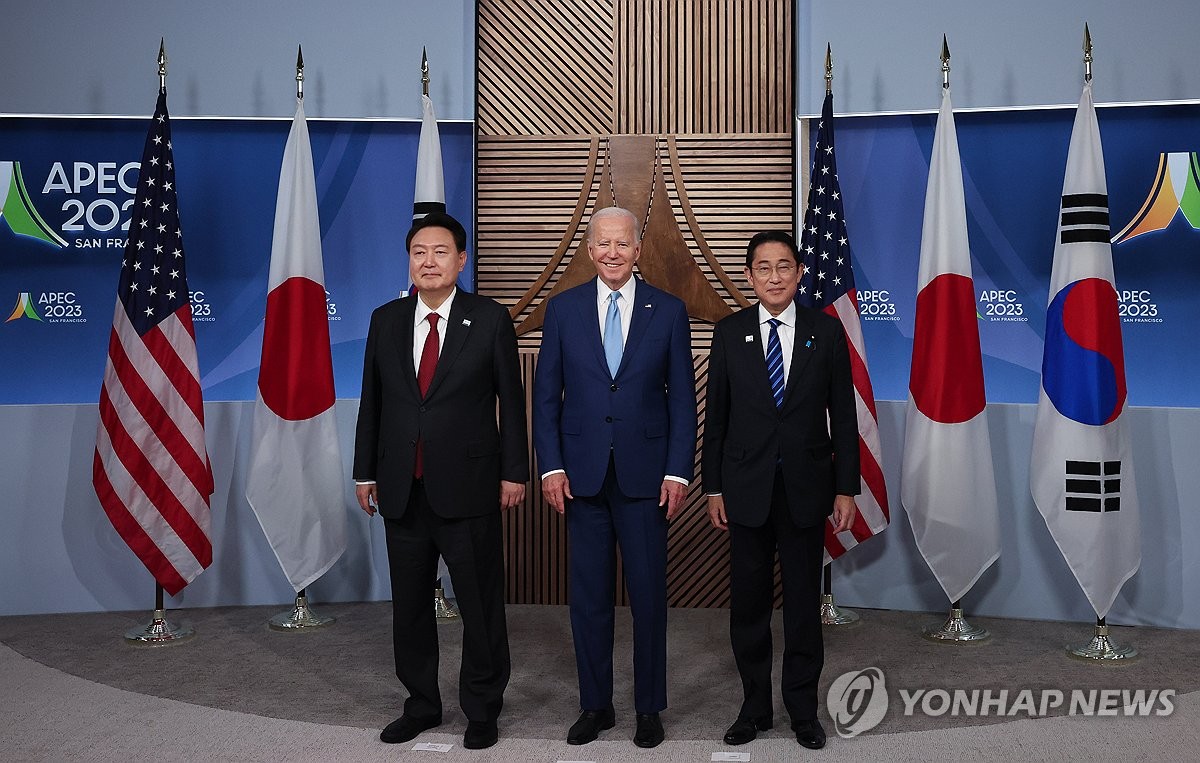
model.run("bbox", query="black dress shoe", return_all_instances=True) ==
[463,719,499,750]
[723,715,773,745]
[633,713,665,748]
[793,718,827,749]
[379,713,441,744]
[567,707,615,745]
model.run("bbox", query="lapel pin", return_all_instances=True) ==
[745,335,754,342]
[644,303,652,308]
[806,336,814,349]
[462,318,471,326]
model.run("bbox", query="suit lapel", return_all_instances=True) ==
[784,307,818,405]
[735,307,775,405]
[397,297,420,399]
[424,292,474,399]
[577,279,610,375]
[618,279,656,377]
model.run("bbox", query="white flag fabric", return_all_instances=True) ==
[1031,82,1140,619]
[413,93,446,220]
[901,88,1001,603]
[411,89,454,590]
[246,99,347,592]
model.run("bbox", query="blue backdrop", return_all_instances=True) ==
[0,116,474,404]
[823,101,1200,407]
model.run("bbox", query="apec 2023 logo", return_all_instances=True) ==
[1,159,141,252]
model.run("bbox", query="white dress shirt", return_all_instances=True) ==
[413,287,457,372]
[758,301,796,387]
[597,275,636,348]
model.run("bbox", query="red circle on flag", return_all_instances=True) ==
[258,277,335,421]
[909,272,987,424]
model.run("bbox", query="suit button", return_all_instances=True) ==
[610,383,618,391]
[605,416,612,423]
[419,406,427,412]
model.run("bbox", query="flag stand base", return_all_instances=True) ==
[923,607,990,643]
[268,593,335,631]
[434,585,460,621]
[125,608,195,646]
[819,593,861,626]
[1067,622,1137,662]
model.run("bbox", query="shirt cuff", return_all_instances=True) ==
[354,480,377,486]
[706,492,722,497]
[540,469,566,481]
[664,475,689,486]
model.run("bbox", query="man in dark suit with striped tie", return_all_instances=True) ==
[702,230,859,750]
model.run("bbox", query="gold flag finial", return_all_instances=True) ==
[1083,23,1093,83]
[296,45,305,100]
[941,34,950,89]
[158,38,167,93]
[421,46,430,97]
[825,43,833,94]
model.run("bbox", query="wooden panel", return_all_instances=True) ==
[477,1,615,136]
[615,0,793,135]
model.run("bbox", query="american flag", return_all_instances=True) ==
[796,91,890,561]
[92,91,213,596]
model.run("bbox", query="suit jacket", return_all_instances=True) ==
[533,278,696,498]
[353,290,528,519]
[701,303,859,528]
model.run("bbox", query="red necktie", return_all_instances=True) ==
[414,313,440,477]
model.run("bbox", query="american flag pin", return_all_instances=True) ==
[462,318,471,326]
[745,335,754,342]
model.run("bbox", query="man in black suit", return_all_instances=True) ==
[353,212,528,751]
[702,230,859,750]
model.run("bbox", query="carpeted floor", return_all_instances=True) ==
[1,602,1197,760]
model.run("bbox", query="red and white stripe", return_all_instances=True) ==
[93,301,212,595]
[822,290,890,561]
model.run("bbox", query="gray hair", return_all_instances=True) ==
[586,206,641,243]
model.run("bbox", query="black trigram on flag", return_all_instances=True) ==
[1065,460,1121,512]
[1059,193,1110,244]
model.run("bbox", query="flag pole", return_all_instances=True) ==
[819,562,860,626]
[1060,26,1136,663]
[260,46,338,633]
[417,47,461,622]
[126,582,197,645]
[913,38,991,645]
[122,43,196,647]
[811,44,861,629]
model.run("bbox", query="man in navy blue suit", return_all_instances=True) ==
[533,206,696,749]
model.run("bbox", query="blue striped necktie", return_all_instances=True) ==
[766,318,785,409]
[604,290,623,376]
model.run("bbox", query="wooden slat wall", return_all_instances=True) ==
[478,0,794,607]
[615,0,794,135]
[477,1,615,136]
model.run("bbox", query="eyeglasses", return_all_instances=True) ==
[750,262,798,278]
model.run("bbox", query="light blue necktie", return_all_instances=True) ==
[766,318,785,409]
[604,290,623,376]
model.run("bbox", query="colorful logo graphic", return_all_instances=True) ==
[0,162,68,248]
[1112,152,1200,244]
[6,292,43,322]
[1042,278,1127,425]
